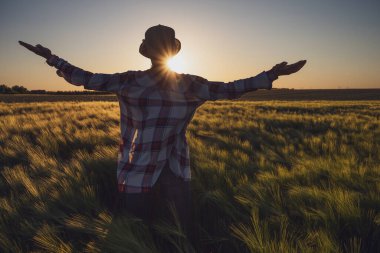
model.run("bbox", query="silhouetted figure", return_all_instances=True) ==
[19,24,306,239]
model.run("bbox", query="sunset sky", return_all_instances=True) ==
[1,0,379,91]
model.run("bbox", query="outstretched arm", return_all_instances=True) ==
[189,60,306,101]
[19,41,129,92]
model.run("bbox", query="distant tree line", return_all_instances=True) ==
[0,84,111,95]
[0,84,29,94]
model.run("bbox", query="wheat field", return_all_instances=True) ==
[1,100,379,253]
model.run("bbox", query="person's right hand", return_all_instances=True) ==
[19,41,52,59]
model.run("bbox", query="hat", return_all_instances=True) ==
[139,25,181,59]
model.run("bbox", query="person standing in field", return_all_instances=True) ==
[19,24,306,234]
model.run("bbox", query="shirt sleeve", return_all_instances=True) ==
[46,55,131,93]
[186,71,273,101]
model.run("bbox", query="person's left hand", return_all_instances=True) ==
[19,41,52,59]
[267,60,307,81]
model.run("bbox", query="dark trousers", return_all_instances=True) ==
[119,165,192,235]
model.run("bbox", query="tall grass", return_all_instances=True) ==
[0,101,379,252]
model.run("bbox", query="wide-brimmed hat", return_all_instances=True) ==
[139,24,181,59]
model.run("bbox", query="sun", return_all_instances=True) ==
[166,53,187,73]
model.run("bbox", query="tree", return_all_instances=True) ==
[11,85,29,94]
[0,84,13,94]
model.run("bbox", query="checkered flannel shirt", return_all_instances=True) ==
[47,55,272,193]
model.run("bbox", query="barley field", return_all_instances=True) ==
[0,100,379,253]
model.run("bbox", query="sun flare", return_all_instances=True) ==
[167,54,188,73]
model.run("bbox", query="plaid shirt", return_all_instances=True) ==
[47,55,272,193]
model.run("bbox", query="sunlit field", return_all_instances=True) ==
[1,100,379,253]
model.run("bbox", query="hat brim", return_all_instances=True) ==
[139,39,181,59]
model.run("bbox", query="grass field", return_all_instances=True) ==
[1,99,380,252]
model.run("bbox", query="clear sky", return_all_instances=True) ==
[1,0,379,90]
